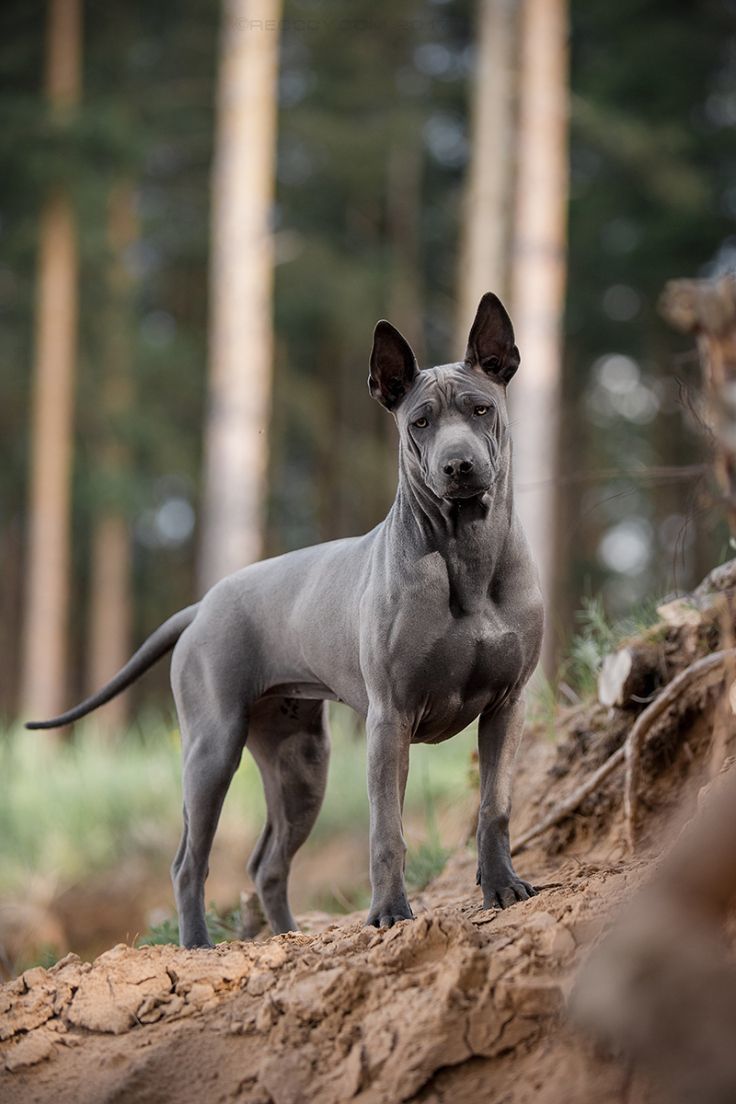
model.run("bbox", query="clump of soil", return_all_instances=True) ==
[2,572,734,1104]
[0,854,642,1104]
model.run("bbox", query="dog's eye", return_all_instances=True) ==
[413,417,429,429]
[473,405,489,417]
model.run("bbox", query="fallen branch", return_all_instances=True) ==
[623,648,736,850]
[512,648,736,857]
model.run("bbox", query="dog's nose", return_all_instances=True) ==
[442,458,474,477]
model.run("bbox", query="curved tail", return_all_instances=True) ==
[25,604,200,730]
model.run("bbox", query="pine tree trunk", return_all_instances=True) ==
[456,0,518,348]
[85,182,136,736]
[387,134,424,361]
[87,516,132,726]
[509,0,569,670]
[21,0,82,722]
[385,132,422,510]
[199,0,282,592]
[0,519,23,716]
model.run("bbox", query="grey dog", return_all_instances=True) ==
[28,292,544,948]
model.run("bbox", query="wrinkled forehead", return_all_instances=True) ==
[403,362,504,411]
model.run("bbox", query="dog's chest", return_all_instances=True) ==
[363,542,539,737]
[406,617,524,741]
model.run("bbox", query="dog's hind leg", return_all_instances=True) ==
[170,639,252,948]
[244,698,330,936]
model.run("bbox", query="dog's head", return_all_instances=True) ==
[368,293,519,501]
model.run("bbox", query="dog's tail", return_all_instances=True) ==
[25,604,200,730]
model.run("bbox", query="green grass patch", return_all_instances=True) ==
[405,758,451,890]
[0,708,475,901]
[566,595,662,695]
[137,904,241,947]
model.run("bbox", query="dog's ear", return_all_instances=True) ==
[368,320,419,410]
[464,293,520,385]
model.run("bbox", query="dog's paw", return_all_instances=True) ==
[366,900,414,929]
[479,867,537,910]
[180,924,215,949]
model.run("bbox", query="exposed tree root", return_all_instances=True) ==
[511,746,624,856]
[623,648,736,850]
[513,648,736,857]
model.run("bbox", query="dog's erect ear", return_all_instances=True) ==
[368,320,419,410]
[464,292,520,385]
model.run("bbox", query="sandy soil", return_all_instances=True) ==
[0,851,652,1104]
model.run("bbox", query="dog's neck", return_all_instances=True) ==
[386,442,514,614]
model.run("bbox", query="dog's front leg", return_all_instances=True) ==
[476,698,537,908]
[365,711,414,928]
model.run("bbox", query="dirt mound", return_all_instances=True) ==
[3,569,734,1103]
[0,851,643,1104]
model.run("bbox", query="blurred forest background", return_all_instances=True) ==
[1,0,736,962]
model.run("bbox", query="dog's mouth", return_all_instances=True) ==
[425,466,496,501]
[441,481,492,501]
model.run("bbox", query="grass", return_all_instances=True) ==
[136,904,241,947]
[558,595,662,701]
[405,757,451,891]
[0,707,475,902]
[0,716,183,895]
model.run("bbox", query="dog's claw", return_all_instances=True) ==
[494,878,536,905]
[483,877,536,910]
[367,903,414,929]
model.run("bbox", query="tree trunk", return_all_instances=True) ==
[509,0,569,670]
[385,130,422,509]
[387,133,424,362]
[87,516,132,726]
[199,0,282,592]
[85,182,137,736]
[21,0,82,721]
[0,519,23,717]
[456,0,518,349]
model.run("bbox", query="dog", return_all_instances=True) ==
[28,292,544,948]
